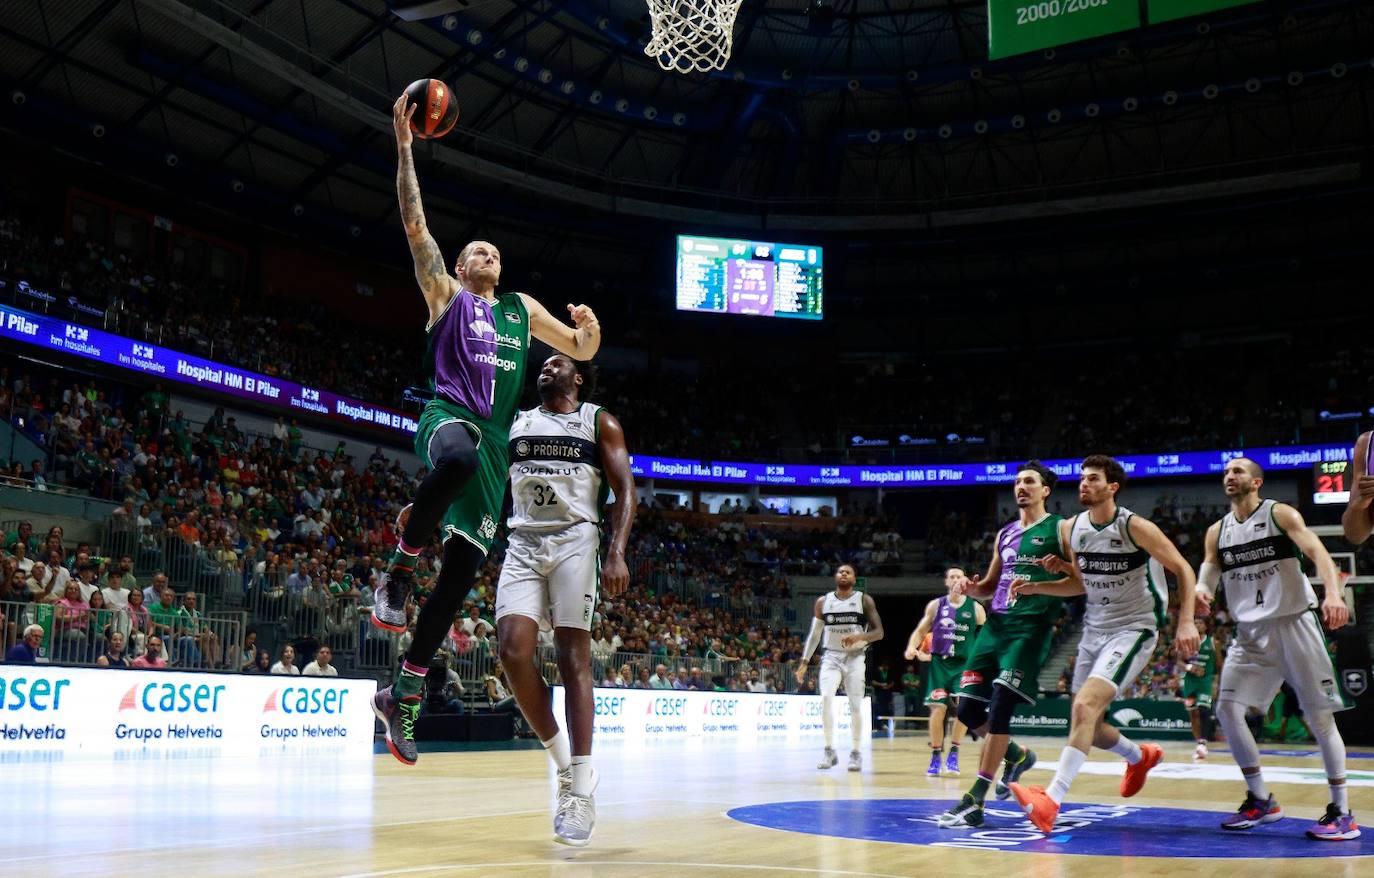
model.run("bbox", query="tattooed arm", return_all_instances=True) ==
[393,94,457,324]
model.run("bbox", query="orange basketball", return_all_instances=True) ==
[404,78,459,140]
[920,632,933,653]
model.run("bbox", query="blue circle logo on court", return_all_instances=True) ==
[726,800,1370,858]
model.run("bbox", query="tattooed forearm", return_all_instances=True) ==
[397,146,448,292]
[397,147,426,236]
[411,235,448,290]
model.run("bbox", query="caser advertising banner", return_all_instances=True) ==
[0,665,376,759]
[552,686,872,742]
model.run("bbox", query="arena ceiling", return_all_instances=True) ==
[2,1,1373,313]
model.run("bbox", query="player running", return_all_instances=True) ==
[906,566,985,777]
[938,461,1065,829]
[1007,454,1200,834]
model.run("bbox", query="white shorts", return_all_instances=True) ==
[1217,610,1352,715]
[1073,626,1158,697]
[494,522,599,631]
[819,651,866,698]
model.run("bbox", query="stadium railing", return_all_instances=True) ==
[1,600,245,672]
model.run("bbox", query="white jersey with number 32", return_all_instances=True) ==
[507,403,605,532]
[1217,499,1317,623]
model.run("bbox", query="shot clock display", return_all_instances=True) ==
[1314,460,1351,505]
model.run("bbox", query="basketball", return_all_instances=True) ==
[920,633,932,654]
[403,78,459,139]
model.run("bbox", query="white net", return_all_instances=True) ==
[643,0,745,74]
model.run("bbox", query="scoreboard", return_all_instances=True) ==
[675,235,823,320]
[1314,460,1351,505]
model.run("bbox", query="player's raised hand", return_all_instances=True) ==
[393,94,415,148]
[1173,619,1200,661]
[567,303,599,330]
[1322,578,1350,630]
[602,551,630,597]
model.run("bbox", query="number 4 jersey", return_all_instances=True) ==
[1217,498,1318,622]
[507,403,608,532]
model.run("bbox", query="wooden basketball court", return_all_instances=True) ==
[6,734,1369,876]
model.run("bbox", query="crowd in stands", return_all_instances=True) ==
[0,212,425,403]
[3,209,1371,727]
[0,367,899,691]
[6,210,1372,466]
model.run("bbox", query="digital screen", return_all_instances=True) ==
[0,296,418,436]
[0,292,1355,491]
[1148,0,1259,24]
[1314,460,1351,506]
[987,0,1140,60]
[675,235,823,320]
[630,445,1351,488]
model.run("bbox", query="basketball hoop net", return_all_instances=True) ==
[643,0,744,74]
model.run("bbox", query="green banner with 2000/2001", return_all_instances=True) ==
[988,0,1139,60]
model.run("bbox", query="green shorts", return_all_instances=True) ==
[955,612,1055,706]
[925,654,965,706]
[415,397,510,554]
[1182,677,1215,710]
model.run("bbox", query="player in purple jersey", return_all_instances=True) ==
[1342,431,1373,544]
[370,94,608,767]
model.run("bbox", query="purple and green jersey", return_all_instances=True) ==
[931,594,978,661]
[990,513,1066,625]
[424,289,529,426]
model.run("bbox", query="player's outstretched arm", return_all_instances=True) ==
[392,95,456,322]
[1273,502,1350,630]
[1128,515,1199,657]
[904,598,939,661]
[520,295,601,360]
[597,410,635,597]
[1342,432,1373,545]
